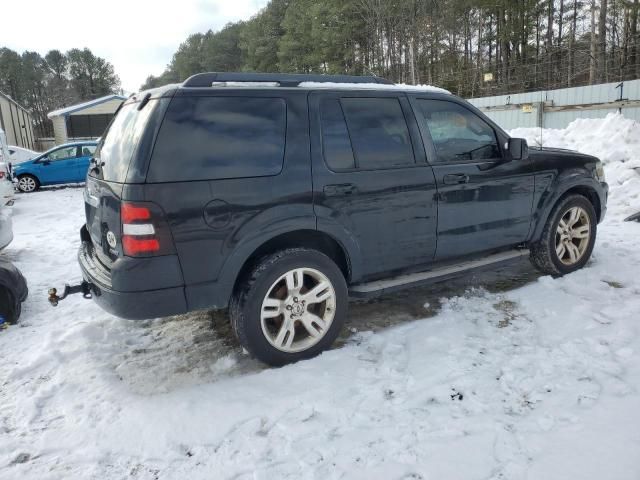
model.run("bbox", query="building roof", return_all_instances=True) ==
[0,91,32,114]
[47,94,127,118]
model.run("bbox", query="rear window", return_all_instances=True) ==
[147,96,286,182]
[93,100,161,182]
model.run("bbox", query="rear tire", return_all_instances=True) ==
[530,194,597,276]
[230,248,348,366]
[0,287,19,324]
[17,174,39,193]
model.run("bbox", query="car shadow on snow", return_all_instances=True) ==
[112,258,541,395]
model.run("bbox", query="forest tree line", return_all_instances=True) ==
[143,0,640,98]
[0,48,121,137]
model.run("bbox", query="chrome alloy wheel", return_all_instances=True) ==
[555,206,591,265]
[18,176,36,193]
[260,267,336,353]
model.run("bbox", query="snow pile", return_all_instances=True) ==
[211,81,280,87]
[510,113,640,167]
[298,81,451,94]
[510,113,640,219]
[1,117,640,478]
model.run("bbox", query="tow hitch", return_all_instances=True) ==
[48,281,93,306]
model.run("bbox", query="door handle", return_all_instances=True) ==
[324,183,357,196]
[443,173,470,185]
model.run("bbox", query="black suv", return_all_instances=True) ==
[77,72,608,365]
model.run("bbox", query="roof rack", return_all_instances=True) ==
[182,72,394,88]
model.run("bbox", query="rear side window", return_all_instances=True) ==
[319,97,415,171]
[341,98,414,169]
[147,97,286,182]
[80,145,96,157]
[320,99,355,170]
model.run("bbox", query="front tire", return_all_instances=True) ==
[530,194,597,276]
[230,248,348,366]
[17,175,39,193]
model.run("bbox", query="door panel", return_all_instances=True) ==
[310,92,438,280]
[39,146,79,184]
[76,145,96,181]
[410,97,534,260]
[431,161,535,259]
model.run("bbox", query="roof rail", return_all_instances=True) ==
[182,72,394,88]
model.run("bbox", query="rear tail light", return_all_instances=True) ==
[122,236,160,255]
[121,202,170,257]
[121,203,151,223]
[0,171,5,180]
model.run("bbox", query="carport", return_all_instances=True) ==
[48,94,127,145]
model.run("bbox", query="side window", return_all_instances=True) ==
[48,146,78,161]
[148,96,286,182]
[81,145,97,157]
[320,98,355,170]
[415,99,501,163]
[341,98,415,169]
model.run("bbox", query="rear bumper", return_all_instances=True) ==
[78,226,187,320]
[84,280,187,320]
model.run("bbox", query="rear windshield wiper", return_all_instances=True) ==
[137,93,151,111]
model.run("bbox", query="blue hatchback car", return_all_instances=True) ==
[14,141,98,193]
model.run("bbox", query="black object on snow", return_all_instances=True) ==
[624,211,640,222]
[0,257,28,324]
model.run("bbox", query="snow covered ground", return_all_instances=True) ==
[1,114,640,479]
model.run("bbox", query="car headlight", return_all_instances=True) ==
[595,161,606,182]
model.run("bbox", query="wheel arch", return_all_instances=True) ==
[17,172,40,187]
[530,180,602,242]
[232,229,352,295]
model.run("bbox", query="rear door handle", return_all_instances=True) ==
[324,183,357,196]
[443,173,470,185]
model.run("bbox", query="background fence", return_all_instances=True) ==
[467,79,640,130]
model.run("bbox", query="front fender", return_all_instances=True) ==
[529,170,606,242]
[13,166,38,179]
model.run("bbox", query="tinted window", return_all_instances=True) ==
[320,98,355,170]
[95,100,160,182]
[48,146,77,161]
[148,97,286,182]
[68,114,114,138]
[341,98,414,169]
[416,99,501,162]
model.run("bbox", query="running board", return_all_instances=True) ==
[349,249,530,298]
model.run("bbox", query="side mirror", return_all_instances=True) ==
[42,158,51,166]
[508,138,529,160]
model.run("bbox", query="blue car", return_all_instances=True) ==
[14,141,98,193]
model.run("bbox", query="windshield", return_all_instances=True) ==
[92,100,159,182]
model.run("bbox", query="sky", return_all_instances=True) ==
[2,0,269,92]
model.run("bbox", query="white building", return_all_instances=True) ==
[48,94,127,145]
